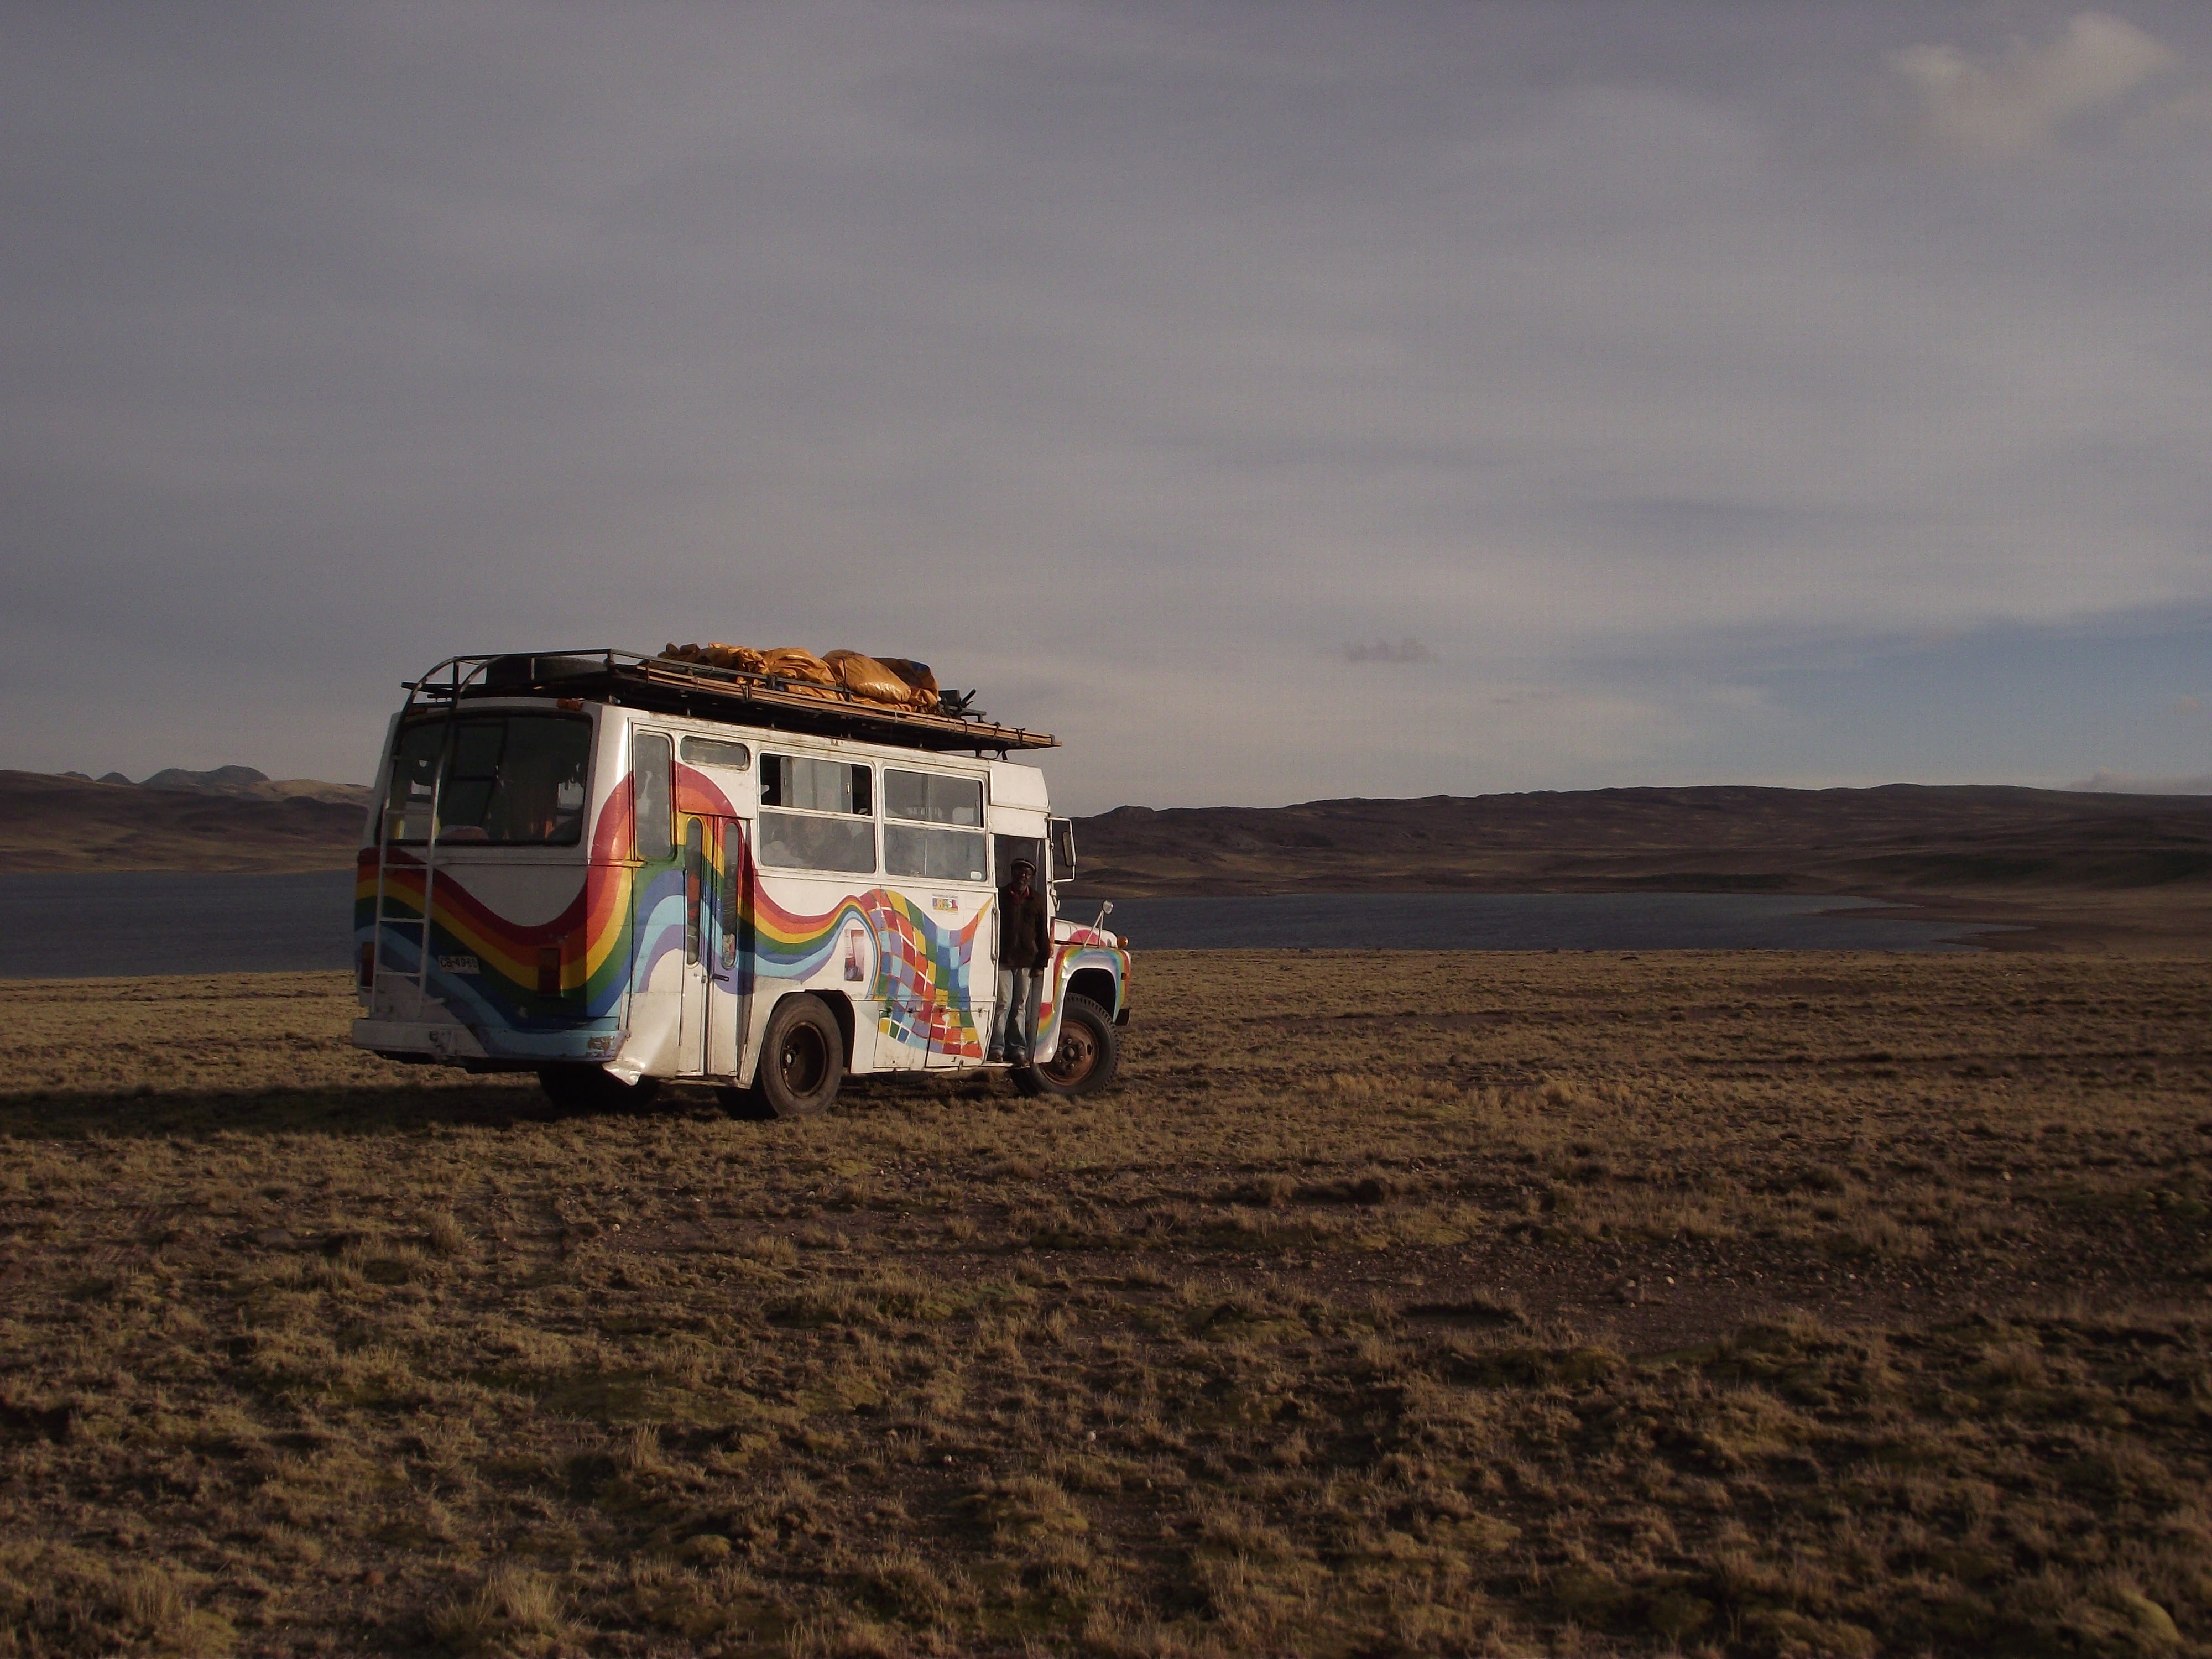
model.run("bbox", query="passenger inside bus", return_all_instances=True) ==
[488,769,561,843]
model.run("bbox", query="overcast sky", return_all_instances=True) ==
[3,2,2207,811]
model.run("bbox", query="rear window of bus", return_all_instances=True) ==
[383,713,591,846]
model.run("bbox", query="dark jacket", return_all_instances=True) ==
[998,884,1051,972]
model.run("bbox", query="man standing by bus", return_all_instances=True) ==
[991,857,1051,1065]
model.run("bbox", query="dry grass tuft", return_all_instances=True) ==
[431,1564,572,1655]
[422,1210,469,1257]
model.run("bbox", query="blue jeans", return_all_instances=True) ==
[993,968,1043,1060]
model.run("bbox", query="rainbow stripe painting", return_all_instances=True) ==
[359,759,1004,1062]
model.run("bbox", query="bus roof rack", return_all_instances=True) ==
[399,650,1059,754]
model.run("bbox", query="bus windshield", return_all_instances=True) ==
[383,712,591,847]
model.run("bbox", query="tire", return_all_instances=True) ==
[537,1065,662,1114]
[744,994,844,1118]
[1012,994,1118,1099]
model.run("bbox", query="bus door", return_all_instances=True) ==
[676,816,749,1078]
[674,817,709,1076]
[706,818,750,1078]
[672,814,752,1079]
[990,832,1045,1061]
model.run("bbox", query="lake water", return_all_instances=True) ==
[0,870,359,980]
[1096,892,1990,952]
[0,871,1992,980]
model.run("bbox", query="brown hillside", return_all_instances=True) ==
[1071,784,2212,896]
[0,771,367,873]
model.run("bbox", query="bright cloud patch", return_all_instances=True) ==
[2069,770,2212,795]
[1891,11,2178,159]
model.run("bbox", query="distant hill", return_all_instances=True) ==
[53,764,372,807]
[140,764,284,795]
[1068,784,2212,898]
[1,770,370,872]
[10,770,2212,917]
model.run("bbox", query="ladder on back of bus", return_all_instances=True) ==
[373,656,496,1002]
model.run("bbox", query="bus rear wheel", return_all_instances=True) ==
[1013,995,1118,1098]
[537,1065,661,1114]
[738,994,844,1119]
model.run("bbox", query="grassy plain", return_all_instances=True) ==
[1,952,2209,1657]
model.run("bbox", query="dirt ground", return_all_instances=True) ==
[2,952,2209,1657]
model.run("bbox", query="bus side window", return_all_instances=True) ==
[884,769,988,881]
[633,732,674,860]
[761,754,869,815]
[680,735,752,771]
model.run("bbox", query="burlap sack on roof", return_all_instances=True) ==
[873,657,940,711]
[662,643,769,674]
[664,643,937,707]
[824,650,917,707]
[759,647,838,686]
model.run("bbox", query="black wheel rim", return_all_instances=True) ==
[781,1025,828,1095]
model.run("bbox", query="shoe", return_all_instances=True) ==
[986,1049,1004,1063]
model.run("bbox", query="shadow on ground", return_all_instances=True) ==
[0,1072,994,1139]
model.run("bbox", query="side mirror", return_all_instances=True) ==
[1049,816,1077,883]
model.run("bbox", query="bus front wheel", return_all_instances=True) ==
[1013,995,1118,1098]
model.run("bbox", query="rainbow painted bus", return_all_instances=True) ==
[351,650,1128,1115]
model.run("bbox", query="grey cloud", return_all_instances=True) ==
[1339,638,1436,665]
